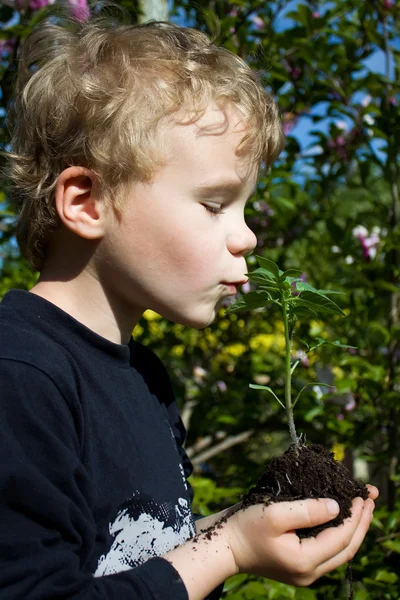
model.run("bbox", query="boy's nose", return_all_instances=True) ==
[228,223,257,257]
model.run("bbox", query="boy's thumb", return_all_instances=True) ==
[267,498,340,533]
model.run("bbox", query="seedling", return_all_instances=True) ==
[227,256,356,450]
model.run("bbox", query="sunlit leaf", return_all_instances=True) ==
[255,256,281,279]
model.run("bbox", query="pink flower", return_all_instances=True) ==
[328,135,348,160]
[27,0,54,9]
[291,66,301,80]
[67,0,89,21]
[282,111,299,135]
[312,11,320,18]
[352,225,381,261]
[250,15,264,30]
[345,397,356,412]
[292,348,310,368]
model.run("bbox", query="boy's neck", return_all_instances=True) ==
[31,269,140,345]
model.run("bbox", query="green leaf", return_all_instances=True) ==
[297,3,313,30]
[249,384,285,408]
[255,256,281,279]
[222,574,249,593]
[329,340,357,349]
[375,569,398,583]
[265,579,296,599]
[281,268,303,279]
[295,281,344,296]
[296,588,318,600]
[291,306,318,318]
[308,338,327,352]
[381,540,400,554]
[304,406,325,422]
[226,292,270,313]
[247,268,277,285]
[290,359,300,375]
[296,291,345,316]
[376,280,400,294]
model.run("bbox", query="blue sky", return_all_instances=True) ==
[271,0,395,152]
[171,0,396,157]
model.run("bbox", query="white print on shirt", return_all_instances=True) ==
[179,462,188,490]
[94,489,195,576]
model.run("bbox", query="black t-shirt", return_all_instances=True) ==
[0,290,196,599]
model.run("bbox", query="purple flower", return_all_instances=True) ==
[67,0,89,21]
[284,61,302,81]
[312,11,320,18]
[216,380,227,393]
[241,281,251,294]
[347,347,358,355]
[0,38,16,57]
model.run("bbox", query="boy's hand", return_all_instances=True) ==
[223,484,378,586]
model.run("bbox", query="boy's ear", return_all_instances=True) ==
[55,166,107,240]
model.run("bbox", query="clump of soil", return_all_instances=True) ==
[242,442,369,538]
[193,442,369,598]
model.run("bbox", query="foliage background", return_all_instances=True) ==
[0,0,399,598]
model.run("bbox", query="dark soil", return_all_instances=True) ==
[241,442,369,538]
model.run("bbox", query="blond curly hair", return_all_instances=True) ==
[7,15,284,270]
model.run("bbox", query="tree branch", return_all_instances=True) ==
[189,430,254,467]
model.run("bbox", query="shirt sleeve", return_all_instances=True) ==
[129,344,224,600]
[0,359,188,600]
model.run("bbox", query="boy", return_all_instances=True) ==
[0,13,377,600]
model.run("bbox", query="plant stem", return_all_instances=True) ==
[282,293,299,448]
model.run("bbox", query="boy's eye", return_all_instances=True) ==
[203,203,225,215]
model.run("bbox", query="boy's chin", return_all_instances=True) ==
[169,308,218,330]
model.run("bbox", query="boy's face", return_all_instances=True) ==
[97,102,258,329]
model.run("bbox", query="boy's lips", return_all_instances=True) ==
[221,280,248,295]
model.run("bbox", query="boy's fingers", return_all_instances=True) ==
[267,498,341,534]
[366,484,379,501]
[288,497,365,572]
[313,498,375,577]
